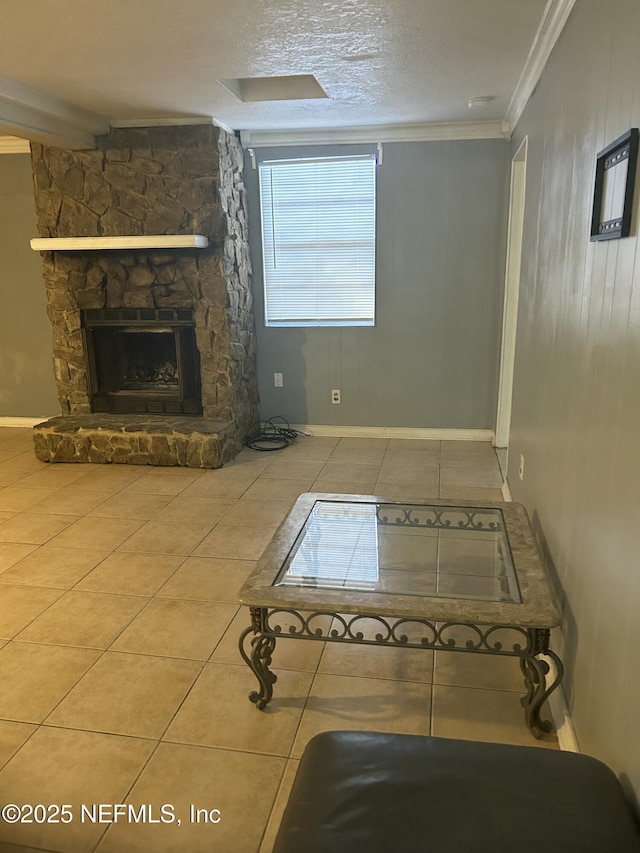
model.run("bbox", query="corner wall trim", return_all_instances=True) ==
[292,425,495,442]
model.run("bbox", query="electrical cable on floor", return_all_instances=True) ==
[245,417,309,451]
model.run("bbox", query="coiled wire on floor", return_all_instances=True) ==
[245,417,308,451]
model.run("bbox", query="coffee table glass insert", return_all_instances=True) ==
[239,494,563,739]
[275,500,521,603]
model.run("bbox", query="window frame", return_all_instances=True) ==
[257,153,378,328]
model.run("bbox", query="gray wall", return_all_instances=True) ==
[0,153,58,417]
[246,140,509,428]
[509,0,640,805]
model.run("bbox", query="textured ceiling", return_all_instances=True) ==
[0,0,549,132]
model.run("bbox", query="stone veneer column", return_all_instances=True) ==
[30,125,258,449]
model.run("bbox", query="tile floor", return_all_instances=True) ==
[0,428,557,852]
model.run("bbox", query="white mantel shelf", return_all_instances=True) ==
[30,235,209,251]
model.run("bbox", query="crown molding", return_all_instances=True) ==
[241,119,508,148]
[0,75,109,149]
[0,135,30,154]
[505,0,577,133]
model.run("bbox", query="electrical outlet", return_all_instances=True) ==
[274,373,283,387]
[518,454,525,481]
[331,389,341,404]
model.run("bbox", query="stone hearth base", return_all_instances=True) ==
[33,415,241,469]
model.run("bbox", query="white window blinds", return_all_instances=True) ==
[258,155,376,327]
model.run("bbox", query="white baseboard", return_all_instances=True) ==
[0,417,50,428]
[293,425,496,442]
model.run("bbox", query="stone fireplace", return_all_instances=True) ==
[29,124,258,467]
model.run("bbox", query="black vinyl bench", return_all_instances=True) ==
[273,731,640,853]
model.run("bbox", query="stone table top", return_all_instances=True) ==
[239,493,562,628]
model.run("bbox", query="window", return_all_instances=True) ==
[258,154,376,327]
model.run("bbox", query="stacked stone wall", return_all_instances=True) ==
[30,125,258,445]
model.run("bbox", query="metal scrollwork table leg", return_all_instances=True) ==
[238,606,277,710]
[519,628,565,738]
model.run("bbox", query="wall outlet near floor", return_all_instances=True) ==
[274,373,283,387]
[518,453,525,480]
[331,389,341,404]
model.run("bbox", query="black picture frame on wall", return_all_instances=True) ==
[590,128,639,241]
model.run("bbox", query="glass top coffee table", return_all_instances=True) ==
[238,494,563,738]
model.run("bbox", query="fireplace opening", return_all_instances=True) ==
[82,308,202,415]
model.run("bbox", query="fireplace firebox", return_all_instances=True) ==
[82,308,202,415]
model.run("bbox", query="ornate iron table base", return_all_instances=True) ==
[239,606,564,739]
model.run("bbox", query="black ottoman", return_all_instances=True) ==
[273,731,640,853]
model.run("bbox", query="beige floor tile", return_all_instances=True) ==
[438,484,505,501]
[165,662,312,756]
[0,545,110,588]
[111,599,237,660]
[388,439,441,452]
[374,483,440,501]
[230,447,281,467]
[193,523,275,560]
[311,479,377,495]
[440,467,503,489]
[75,551,184,596]
[0,642,100,722]
[0,726,155,852]
[221,457,277,480]
[88,491,172,519]
[431,684,558,748]
[0,542,38,572]
[214,609,328,672]
[13,465,93,489]
[433,649,525,692]
[259,758,300,853]
[441,440,495,453]
[377,464,440,486]
[261,459,326,480]
[123,469,204,496]
[327,446,388,465]
[17,590,149,648]
[440,450,500,469]
[291,673,431,758]
[0,720,36,769]
[277,437,339,460]
[157,556,255,602]
[66,466,149,492]
[48,516,145,550]
[383,450,441,468]
[319,642,434,683]
[27,490,112,517]
[153,494,234,524]
[0,427,32,441]
[242,477,314,502]
[96,742,285,853]
[116,519,212,555]
[218,498,292,528]
[180,475,253,500]
[0,585,64,639]
[0,453,46,476]
[0,486,58,512]
[334,438,389,450]
[0,512,76,545]
[46,651,203,738]
[318,462,381,482]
